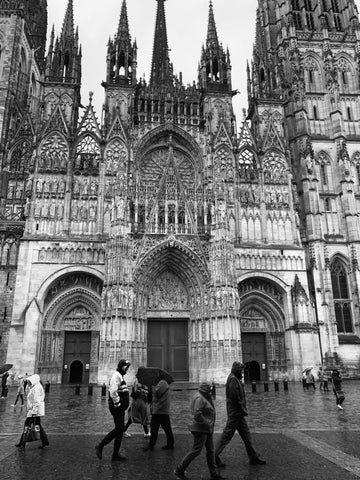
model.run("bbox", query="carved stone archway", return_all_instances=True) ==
[38,272,103,383]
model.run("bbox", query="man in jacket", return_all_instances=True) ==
[143,374,174,451]
[215,362,265,468]
[95,359,130,461]
[174,382,225,480]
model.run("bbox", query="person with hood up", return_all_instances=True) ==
[143,373,174,451]
[11,375,25,406]
[95,359,130,461]
[215,362,265,468]
[331,369,345,409]
[174,382,225,480]
[15,374,49,449]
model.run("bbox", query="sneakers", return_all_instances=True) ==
[337,404,343,410]
[144,432,151,438]
[123,431,131,437]
[95,443,103,460]
[249,457,266,465]
[173,467,188,479]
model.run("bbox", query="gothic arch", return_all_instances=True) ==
[238,275,287,332]
[134,123,202,168]
[315,150,331,165]
[35,265,104,311]
[43,288,101,331]
[134,238,210,308]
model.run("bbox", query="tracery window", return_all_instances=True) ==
[263,152,288,185]
[39,134,68,172]
[331,259,353,333]
[105,139,127,176]
[320,164,327,185]
[8,140,32,174]
[238,149,257,181]
[75,135,100,171]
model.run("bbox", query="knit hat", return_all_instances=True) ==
[198,382,212,395]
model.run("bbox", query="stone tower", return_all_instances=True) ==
[249,0,360,374]
[0,0,47,362]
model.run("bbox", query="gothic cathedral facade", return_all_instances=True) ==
[1,0,360,383]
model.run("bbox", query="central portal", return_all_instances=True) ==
[147,319,189,381]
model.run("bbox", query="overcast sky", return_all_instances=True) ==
[47,0,360,126]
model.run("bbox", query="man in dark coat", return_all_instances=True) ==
[174,382,225,480]
[215,362,266,468]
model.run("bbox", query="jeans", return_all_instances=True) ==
[177,432,216,475]
[149,414,174,448]
[100,403,126,456]
[215,414,258,460]
[14,393,24,405]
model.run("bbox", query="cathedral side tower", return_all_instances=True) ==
[249,0,360,373]
[0,0,47,364]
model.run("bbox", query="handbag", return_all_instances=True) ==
[23,419,40,443]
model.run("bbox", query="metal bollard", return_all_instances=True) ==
[251,381,256,393]
[88,383,93,396]
[75,384,81,395]
[283,380,288,391]
[211,382,216,399]
[274,381,279,392]
[264,381,269,392]
[45,381,50,393]
[101,383,106,396]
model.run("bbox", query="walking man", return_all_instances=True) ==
[174,382,225,480]
[215,362,266,468]
[95,359,130,461]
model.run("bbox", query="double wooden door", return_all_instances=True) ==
[147,320,189,381]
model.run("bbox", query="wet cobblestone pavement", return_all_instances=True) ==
[1,381,360,479]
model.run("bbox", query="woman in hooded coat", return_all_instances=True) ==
[15,374,49,449]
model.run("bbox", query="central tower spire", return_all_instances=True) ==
[150,0,173,86]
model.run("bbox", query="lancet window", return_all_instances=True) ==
[330,259,353,333]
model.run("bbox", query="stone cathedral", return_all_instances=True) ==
[1,0,360,384]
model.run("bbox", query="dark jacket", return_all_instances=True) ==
[226,369,248,417]
[189,384,215,434]
[151,379,171,415]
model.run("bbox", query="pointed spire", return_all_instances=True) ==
[117,0,130,40]
[207,0,219,48]
[61,0,75,39]
[150,0,172,86]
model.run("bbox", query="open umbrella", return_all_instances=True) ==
[136,366,174,387]
[302,367,313,373]
[0,363,13,375]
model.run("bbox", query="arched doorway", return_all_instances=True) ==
[69,360,83,383]
[244,360,261,382]
[238,277,287,381]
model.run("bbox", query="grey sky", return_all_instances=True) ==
[47,0,360,127]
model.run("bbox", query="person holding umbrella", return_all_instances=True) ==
[142,370,174,451]
[95,359,130,461]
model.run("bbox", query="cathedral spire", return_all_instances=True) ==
[45,0,81,84]
[105,0,136,86]
[150,0,173,86]
[61,0,75,39]
[117,0,130,40]
[198,0,231,92]
[206,0,219,48]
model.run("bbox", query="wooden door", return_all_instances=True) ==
[241,332,267,381]
[62,331,91,384]
[147,320,189,381]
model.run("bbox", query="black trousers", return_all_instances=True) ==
[100,403,125,455]
[19,417,49,446]
[149,414,174,448]
[215,414,257,461]
[14,393,24,405]
[178,432,216,475]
